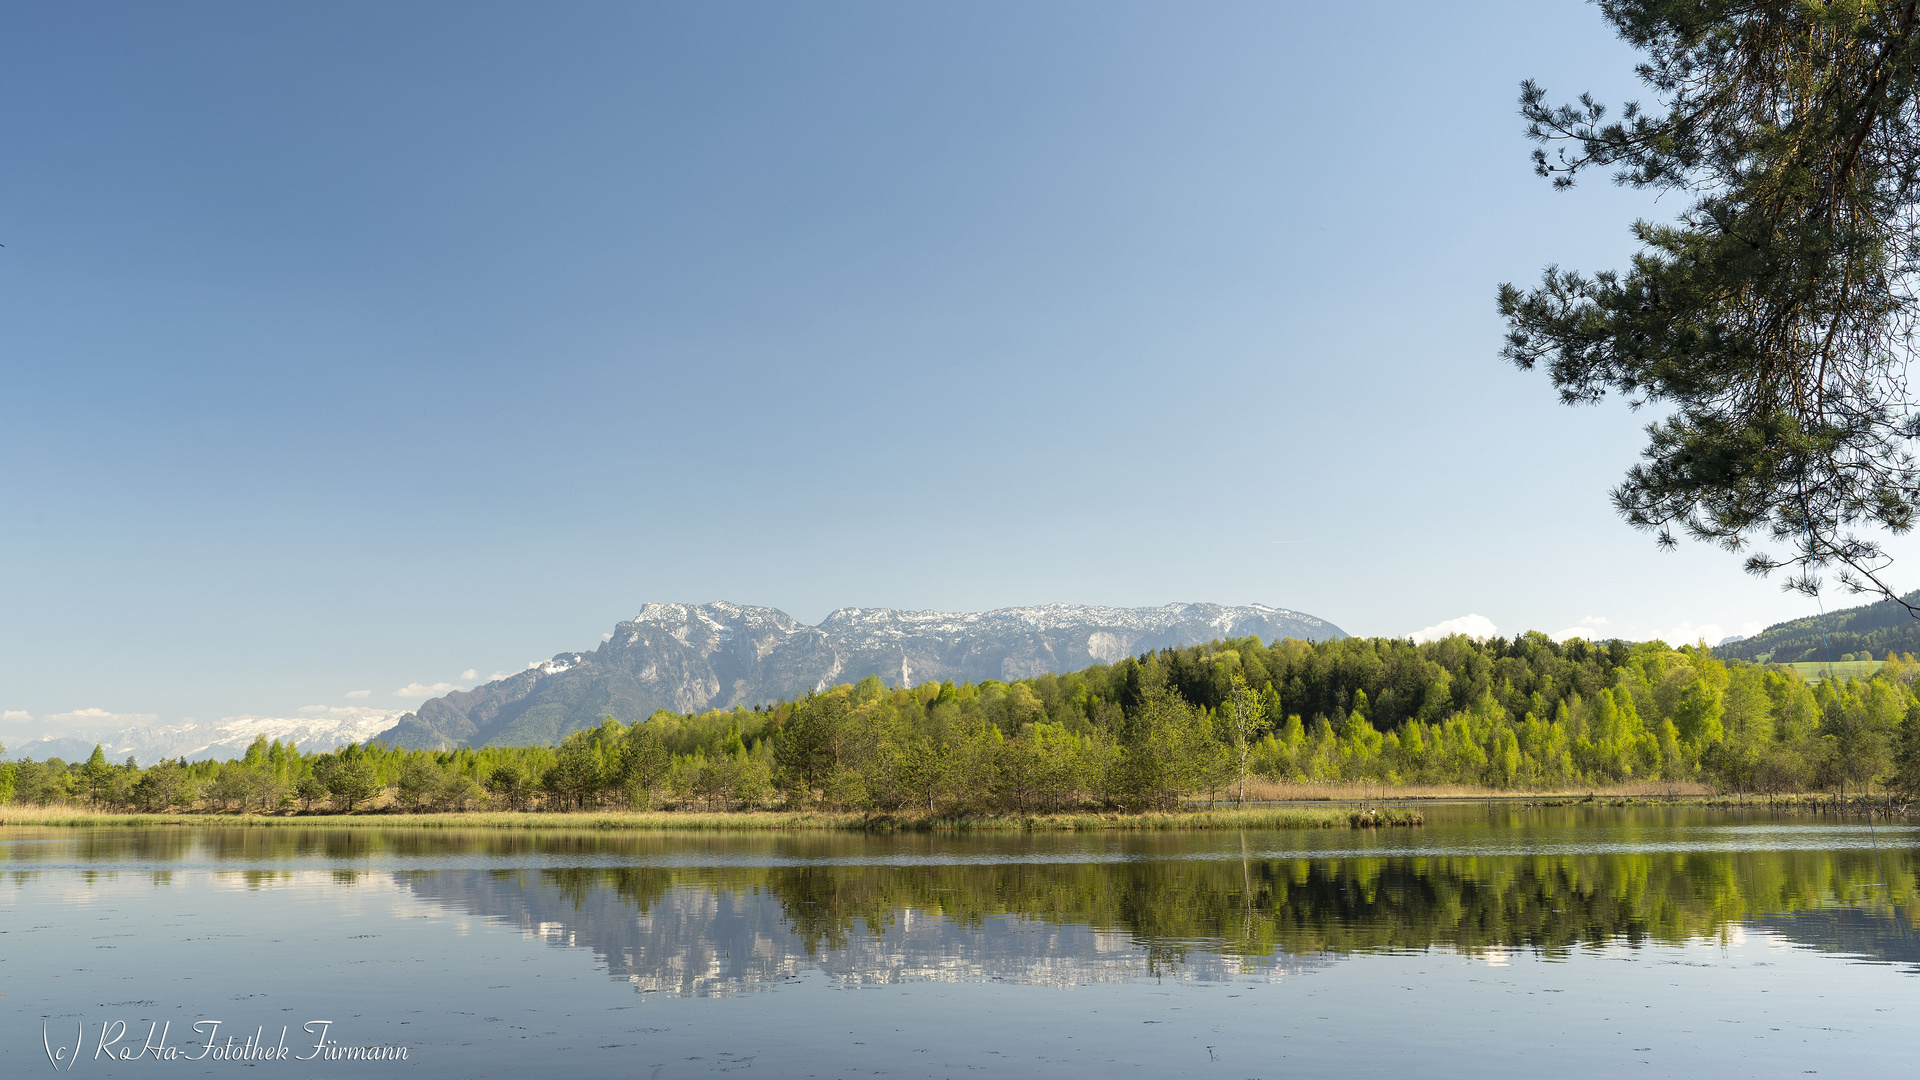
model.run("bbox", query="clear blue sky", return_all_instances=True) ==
[3,1,1894,735]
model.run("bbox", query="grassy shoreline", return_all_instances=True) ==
[0,805,1422,831]
[1229,779,1719,801]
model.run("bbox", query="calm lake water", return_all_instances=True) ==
[3,805,1916,1078]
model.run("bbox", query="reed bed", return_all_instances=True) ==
[854,807,1420,831]
[0,804,1421,831]
[1232,778,1716,802]
[1697,792,1917,816]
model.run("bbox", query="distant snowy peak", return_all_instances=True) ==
[375,600,1344,751]
[4,710,404,767]
[812,602,1335,649]
[631,601,803,634]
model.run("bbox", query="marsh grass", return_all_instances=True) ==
[1697,792,1916,815]
[852,808,1420,831]
[1229,778,1716,802]
[0,804,1420,831]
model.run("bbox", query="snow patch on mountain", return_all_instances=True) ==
[4,708,406,766]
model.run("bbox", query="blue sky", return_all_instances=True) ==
[3,1,1896,739]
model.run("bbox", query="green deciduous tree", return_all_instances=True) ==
[1891,699,1920,792]
[1224,672,1266,805]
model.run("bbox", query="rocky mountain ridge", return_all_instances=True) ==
[374,600,1344,749]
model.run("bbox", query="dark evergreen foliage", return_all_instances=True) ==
[1503,1,1920,604]
[1716,588,1920,662]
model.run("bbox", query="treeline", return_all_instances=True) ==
[6,632,1920,814]
[1716,590,1920,664]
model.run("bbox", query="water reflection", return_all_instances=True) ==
[403,870,1291,993]
[5,805,1916,866]
[5,808,1915,994]
[384,844,1919,996]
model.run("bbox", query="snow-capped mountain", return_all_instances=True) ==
[2,709,405,766]
[373,601,1344,750]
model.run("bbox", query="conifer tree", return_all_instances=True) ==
[1503,2,1920,604]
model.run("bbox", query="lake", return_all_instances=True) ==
[4,804,1915,1078]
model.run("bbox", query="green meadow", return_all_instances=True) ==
[1774,660,1884,683]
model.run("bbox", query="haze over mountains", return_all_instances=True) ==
[376,601,1345,750]
[2,709,404,767]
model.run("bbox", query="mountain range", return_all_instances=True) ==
[374,601,1345,750]
[2,709,406,767]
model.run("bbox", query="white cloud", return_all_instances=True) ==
[1609,619,1769,646]
[345,689,371,699]
[1409,614,1497,644]
[297,704,407,721]
[461,669,479,681]
[43,707,161,727]
[393,682,466,700]
[1648,621,1724,647]
[1550,616,1611,642]
[2,707,163,744]
[602,633,613,640]
[486,671,513,682]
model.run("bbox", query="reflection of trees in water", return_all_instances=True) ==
[767,848,1915,957]
[12,820,1916,981]
[394,847,1919,994]
[1248,852,1885,956]
[12,827,984,867]
[761,849,1916,958]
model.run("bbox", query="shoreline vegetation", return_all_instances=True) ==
[7,790,1913,830]
[0,804,1423,831]
[5,633,1919,824]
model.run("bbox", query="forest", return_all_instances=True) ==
[5,632,1920,815]
[1716,591,1920,665]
